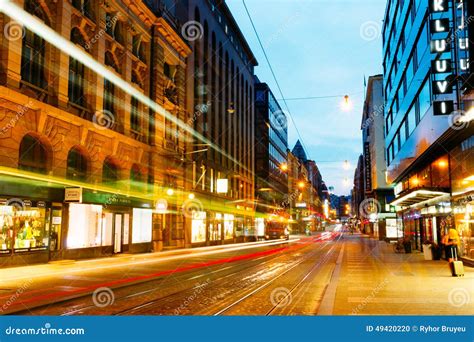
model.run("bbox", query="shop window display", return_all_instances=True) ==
[0,202,49,253]
[132,208,152,243]
[67,203,105,249]
[210,214,222,241]
[224,214,234,240]
[191,211,206,243]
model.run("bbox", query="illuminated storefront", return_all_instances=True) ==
[191,211,207,243]
[223,214,234,240]
[0,175,65,266]
[209,213,222,243]
[64,190,153,258]
[451,136,474,261]
[0,200,50,253]
[391,155,451,250]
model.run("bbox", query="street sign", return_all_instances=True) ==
[65,187,82,203]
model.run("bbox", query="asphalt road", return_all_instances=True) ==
[1,231,339,316]
[2,228,472,316]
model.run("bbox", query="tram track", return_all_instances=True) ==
[12,238,312,315]
[116,235,339,315]
[212,234,342,316]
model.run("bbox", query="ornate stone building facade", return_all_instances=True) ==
[0,0,191,265]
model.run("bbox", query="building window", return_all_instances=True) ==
[132,70,143,89]
[418,78,431,121]
[408,103,417,136]
[103,158,119,184]
[18,134,48,174]
[103,78,115,115]
[132,35,146,63]
[72,0,95,20]
[21,29,46,89]
[68,58,85,107]
[67,148,88,181]
[130,97,141,132]
[105,13,123,44]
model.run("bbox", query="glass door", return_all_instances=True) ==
[114,214,123,253]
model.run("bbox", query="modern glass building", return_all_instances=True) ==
[382,0,474,259]
[254,81,288,209]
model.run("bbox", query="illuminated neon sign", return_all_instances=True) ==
[430,0,470,115]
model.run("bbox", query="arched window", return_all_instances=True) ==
[67,148,88,181]
[18,134,48,173]
[102,158,119,184]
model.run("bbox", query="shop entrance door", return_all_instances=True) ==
[114,214,123,254]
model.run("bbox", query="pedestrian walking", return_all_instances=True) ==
[446,227,460,263]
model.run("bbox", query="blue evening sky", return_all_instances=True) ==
[227,0,387,195]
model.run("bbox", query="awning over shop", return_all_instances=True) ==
[390,189,450,208]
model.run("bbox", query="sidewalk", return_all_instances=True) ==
[329,234,474,315]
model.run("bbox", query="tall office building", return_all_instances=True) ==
[178,0,258,245]
[382,0,473,260]
[254,80,288,216]
[361,75,396,239]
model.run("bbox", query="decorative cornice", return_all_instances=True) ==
[155,18,191,58]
